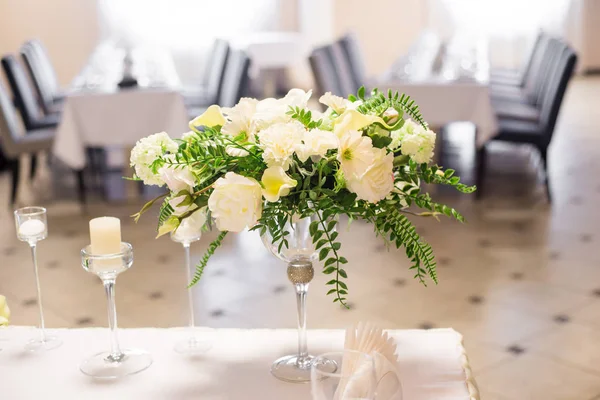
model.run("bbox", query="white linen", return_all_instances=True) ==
[52,90,189,169]
[374,78,497,148]
[0,327,477,400]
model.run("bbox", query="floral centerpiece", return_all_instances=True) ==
[0,295,9,327]
[131,87,474,304]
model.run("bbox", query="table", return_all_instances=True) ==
[0,327,479,399]
[373,78,497,148]
[52,89,189,170]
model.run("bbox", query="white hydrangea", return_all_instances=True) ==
[130,132,178,186]
[257,120,305,170]
[389,119,436,164]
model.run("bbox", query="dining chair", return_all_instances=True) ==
[328,42,359,97]
[492,38,564,122]
[0,82,54,205]
[309,45,344,99]
[490,32,545,86]
[20,40,64,115]
[183,39,230,107]
[1,55,60,130]
[477,44,577,202]
[338,32,367,93]
[187,49,251,118]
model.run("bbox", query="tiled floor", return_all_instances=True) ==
[1,77,600,399]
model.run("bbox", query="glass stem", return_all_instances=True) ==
[103,279,123,361]
[183,243,195,329]
[30,244,46,341]
[295,282,309,363]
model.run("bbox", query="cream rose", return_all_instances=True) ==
[159,163,196,193]
[258,121,305,170]
[0,295,10,326]
[261,166,297,202]
[295,129,339,163]
[208,172,263,232]
[346,148,394,203]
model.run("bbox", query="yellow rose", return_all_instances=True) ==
[0,295,11,326]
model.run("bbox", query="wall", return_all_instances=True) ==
[0,0,100,86]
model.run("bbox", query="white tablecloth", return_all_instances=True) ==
[0,327,478,400]
[52,89,189,169]
[374,78,497,148]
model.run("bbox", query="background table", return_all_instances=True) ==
[0,327,479,399]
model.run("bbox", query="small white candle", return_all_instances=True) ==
[18,219,46,237]
[89,217,122,255]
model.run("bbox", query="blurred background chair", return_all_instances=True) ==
[338,32,368,92]
[1,54,60,130]
[182,39,230,107]
[477,41,578,202]
[309,45,343,99]
[328,42,359,97]
[187,49,251,118]
[0,82,54,205]
[20,40,64,115]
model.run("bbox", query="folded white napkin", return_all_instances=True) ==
[336,322,402,400]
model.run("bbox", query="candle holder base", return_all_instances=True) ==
[80,349,152,379]
[173,336,211,355]
[271,354,336,383]
[24,335,62,352]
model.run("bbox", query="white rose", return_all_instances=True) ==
[337,130,375,178]
[159,163,196,193]
[172,208,207,242]
[295,129,339,162]
[222,98,259,141]
[208,172,263,232]
[258,121,305,170]
[0,295,10,326]
[130,132,178,186]
[261,166,297,202]
[319,92,352,114]
[346,148,394,203]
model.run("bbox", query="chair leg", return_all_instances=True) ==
[9,158,20,205]
[30,154,38,180]
[475,144,487,199]
[540,147,551,203]
[75,169,86,206]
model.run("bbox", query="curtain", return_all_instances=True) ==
[427,0,573,69]
[97,0,280,85]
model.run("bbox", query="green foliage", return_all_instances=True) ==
[158,199,174,231]
[189,231,228,287]
[358,89,428,130]
[287,106,322,129]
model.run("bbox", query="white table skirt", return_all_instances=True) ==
[373,79,497,148]
[52,89,189,169]
[0,327,478,400]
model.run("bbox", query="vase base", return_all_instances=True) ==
[80,349,152,379]
[24,335,62,352]
[271,354,336,383]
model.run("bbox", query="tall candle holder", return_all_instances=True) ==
[14,207,62,352]
[80,242,152,378]
[171,228,211,354]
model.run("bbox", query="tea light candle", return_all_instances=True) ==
[18,219,46,237]
[89,217,121,255]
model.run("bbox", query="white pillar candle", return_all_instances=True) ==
[89,217,122,255]
[18,219,46,237]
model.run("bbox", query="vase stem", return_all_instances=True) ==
[294,282,309,364]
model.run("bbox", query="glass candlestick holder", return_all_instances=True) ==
[171,229,211,355]
[14,206,62,352]
[80,242,152,378]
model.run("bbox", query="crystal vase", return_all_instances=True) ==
[261,215,336,383]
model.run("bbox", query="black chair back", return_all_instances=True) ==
[1,55,44,129]
[217,49,251,108]
[328,42,358,96]
[20,41,59,114]
[517,32,545,87]
[529,37,563,106]
[539,45,577,146]
[203,39,230,103]
[309,46,343,98]
[338,32,367,91]
[0,82,26,159]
